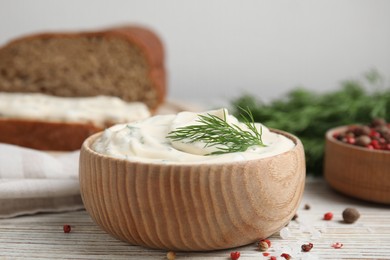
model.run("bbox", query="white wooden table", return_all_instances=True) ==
[0,178,389,259]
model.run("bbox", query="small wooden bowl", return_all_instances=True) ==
[324,126,390,204]
[79,130,305,251]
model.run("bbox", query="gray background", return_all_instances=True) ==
[1,0,389,106]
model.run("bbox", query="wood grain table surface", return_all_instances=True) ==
[0,178,389,260]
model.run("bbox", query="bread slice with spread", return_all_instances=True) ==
[0,26,166,150]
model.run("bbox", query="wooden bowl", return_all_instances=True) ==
[324,126,390,204]
[79,130,305,251]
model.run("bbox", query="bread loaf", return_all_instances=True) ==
[0,26,166,110]
[0,26,166,151]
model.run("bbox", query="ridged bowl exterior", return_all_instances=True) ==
[324,126,390,204]
[79,130,305,251]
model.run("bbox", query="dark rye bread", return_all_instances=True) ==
[0,26,166,110]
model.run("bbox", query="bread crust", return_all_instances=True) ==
[0,118,102,151]
[109,26,166,106]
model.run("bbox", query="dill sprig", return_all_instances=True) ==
[166,108,265,155]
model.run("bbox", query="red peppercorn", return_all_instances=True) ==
[335,119,390,151]
[371,139,381,149]
[270,257,277,260]
[63,224,71,233]
[369,129,381,138]
[332,242,343,249]
[301,242,313,252]
[263,239,271,247]
[346,136,356,144]
[281,253,291,259]
[323,212,333,220]
[230,251,240,260]
[257,238,271,251]
[262,252,270,256]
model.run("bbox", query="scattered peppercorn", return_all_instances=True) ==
[304,204,311,210]
[342,208,360,224]
[333,118,390,151]
[292,213,298,221]
[257,239,271,251]
[230,251,240,260]
[301,242,313,252]
[270,256,277,260]
[262,252,270,257]
[323,212,333,221]
[166,251,176,260]
[332,242,344,249]
[258,240,269,251]
[281,253,291,259]
[63,224,71,233]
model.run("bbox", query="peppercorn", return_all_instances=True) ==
[383,132,390,142]
[292,213,298,221]
[355,135,371,147]
[281,253,291,259]
[370,128,382,139]
[334,118,390,151]
[301,242,313,252]
[352,125,371,136]
[371,118,386,127]
[257,239,271,251]
[230,251,240,260]
[304,204,311,210]
[376,125,389,135]
[342,207,360,224]
[332,242,344,249]
[63,224,71,233]
[323,212,333,221]
[166,251,176,260]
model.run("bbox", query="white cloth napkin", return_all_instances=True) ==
[0,143,83,218]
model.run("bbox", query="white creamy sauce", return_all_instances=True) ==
[0,92,150,127]
[93,109,295,164]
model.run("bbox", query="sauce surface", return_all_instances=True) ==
[93,109,295,164]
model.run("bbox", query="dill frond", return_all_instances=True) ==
[166,108,265,155]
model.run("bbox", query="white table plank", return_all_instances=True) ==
[0,178,389,259]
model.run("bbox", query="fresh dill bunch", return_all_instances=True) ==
[231,70,390,175]
[166,108,265,155]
